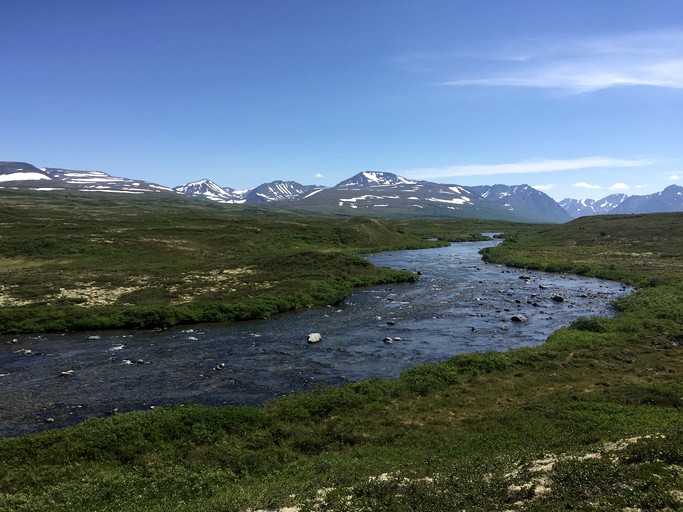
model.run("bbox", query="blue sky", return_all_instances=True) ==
[2,0,682,200]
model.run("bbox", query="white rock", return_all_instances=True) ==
[307,332,322,343]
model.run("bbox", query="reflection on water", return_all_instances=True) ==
[0,240,631,437]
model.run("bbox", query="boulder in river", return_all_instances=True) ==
[552,294,565,303]
[307,333,322,343]
[511,314,527,323]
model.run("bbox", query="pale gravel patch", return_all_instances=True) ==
[0,258,48,270]
[250,438,675,512]
[1,266,269,309]
[170,267,272,304]
[0,285,33,307]
[252,508,299,512]
[139,237,200,252]
[601,251,654,258]
[249,472,437,512]
[504,434,668,509]
[56,282,146,307]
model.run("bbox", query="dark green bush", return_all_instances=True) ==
[570,316,610,333]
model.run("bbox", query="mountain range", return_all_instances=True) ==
[150,170,574,223]
[560,186,683,216]
[1,161,682,223]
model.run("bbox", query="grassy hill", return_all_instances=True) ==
[0,197,681,511]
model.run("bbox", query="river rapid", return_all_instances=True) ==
[0,239,631,437]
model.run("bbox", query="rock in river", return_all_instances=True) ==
[307,332,322,343]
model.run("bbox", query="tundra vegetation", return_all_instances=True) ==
[0,191,681,511]
[0,190,522,334]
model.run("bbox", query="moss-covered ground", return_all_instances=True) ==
[0,194,680,511]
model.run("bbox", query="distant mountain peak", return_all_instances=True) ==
[173,179,243,203]
[560,187,683,217]
[242,180,321,203]
[0,162,52,183]
[0,161,172,194]
[560,194,628,217]
[7,160,682,222]
[470,184,572,223]
[336,171,417,188]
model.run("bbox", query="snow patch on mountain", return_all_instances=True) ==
[560,194,628,217]
[173,179,244,203]
[0,172,51,182]
[336,171,417,188]
[243,180,321,203]
[471,184,573,223]
[427,196,471,205]
[0,162,173,194]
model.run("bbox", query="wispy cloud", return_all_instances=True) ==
[315,173,324,179]
[404,156,651,180]
[610,182,630,191]
[440,30,683,93]
[670,174,681,180]
[573,182,603,190]
[532,184,554,192]
[572,182,633,192]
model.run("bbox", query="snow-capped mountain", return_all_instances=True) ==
[470,184,572,224]
[612,185,683,214]
[292,171,536,221]
[8,160,681,223]
[336,171,417,188]
[242,180,322,203]
[560,194,627,217]
[173,179,246,203]
[172,179,321,204]
[560,187,683,217]
[0,162,172,194]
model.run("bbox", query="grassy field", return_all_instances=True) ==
[0,196,681,511]
[0,189,493,333]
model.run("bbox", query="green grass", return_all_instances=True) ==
[0,190,479,333]
[0,196,681,511]
[480,212,683,287]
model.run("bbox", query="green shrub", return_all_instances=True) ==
[570,316,610,333]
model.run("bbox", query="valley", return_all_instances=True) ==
[0,191,680,511]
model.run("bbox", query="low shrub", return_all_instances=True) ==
[570,316,610,333]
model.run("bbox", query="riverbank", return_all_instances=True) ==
[0,190,450,334]
[0,240,629,438]
[0,211,681,511]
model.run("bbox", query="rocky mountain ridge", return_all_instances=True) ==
[172,171,571,223]
[2,162,682,223]
[560,194,628,217]
[0,162,172,194]
[560,185,683,217]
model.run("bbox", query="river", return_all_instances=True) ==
[0,239,631,437]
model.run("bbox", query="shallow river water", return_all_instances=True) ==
[0,240,631,437]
